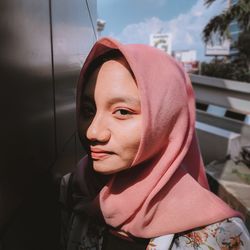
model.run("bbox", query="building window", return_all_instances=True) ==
[229,22,240,34]
[231,0,238,5]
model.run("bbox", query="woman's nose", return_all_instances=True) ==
[86,114,111,142]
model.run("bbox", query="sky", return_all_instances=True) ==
[97,0,226,61]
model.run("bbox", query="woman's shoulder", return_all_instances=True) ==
[170,217,250,249]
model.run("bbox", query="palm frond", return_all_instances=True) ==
[204,0,217,7]
[202,0,250,43]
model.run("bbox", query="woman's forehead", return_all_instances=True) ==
[82,60,139,109]
[85,58,134,88]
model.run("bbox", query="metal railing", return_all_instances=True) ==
[190,74,250,164]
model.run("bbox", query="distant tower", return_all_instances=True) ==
[97,19,106,38]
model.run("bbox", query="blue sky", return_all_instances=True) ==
[97,0,226,61]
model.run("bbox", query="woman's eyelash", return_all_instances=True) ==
[81,105,136,119]
[114,109,134,117]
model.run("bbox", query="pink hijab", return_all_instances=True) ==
[75,37,240,238]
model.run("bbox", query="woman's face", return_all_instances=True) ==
[79,58,142,175]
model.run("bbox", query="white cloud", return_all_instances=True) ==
[106,0,226,60]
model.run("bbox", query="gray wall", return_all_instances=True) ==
[0,0,96,249]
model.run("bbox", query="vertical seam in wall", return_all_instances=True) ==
[49,0,58,160]
[85,0,97,40]
[74,133,77,165]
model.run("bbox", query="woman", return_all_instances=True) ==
[60,37,249,249]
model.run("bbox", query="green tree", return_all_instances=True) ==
[203,0,250,43]
[202,0,250,79]
[237,31,250,70]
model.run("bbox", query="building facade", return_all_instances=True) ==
[228,0,242,56]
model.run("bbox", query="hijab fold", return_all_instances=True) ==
[74,37,240,238]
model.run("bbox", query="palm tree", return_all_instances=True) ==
[203,0,250,72]
[202,0,250,43]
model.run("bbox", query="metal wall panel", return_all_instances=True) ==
[0,0,55,236]
[0,0,97,248]
[51,0,97,155]
[50,0,97,177]
[86,0,98,38]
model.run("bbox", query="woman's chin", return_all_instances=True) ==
[92,160,128,175]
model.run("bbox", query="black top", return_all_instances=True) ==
[102,229,149,250]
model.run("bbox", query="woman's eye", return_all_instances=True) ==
[114,109,133,119]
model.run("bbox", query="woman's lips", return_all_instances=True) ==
[90,148,113,160]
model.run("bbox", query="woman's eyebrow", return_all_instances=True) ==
[107,97,140,106]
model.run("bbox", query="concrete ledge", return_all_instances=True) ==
[196,121,241,164]
[206,159,250,232]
